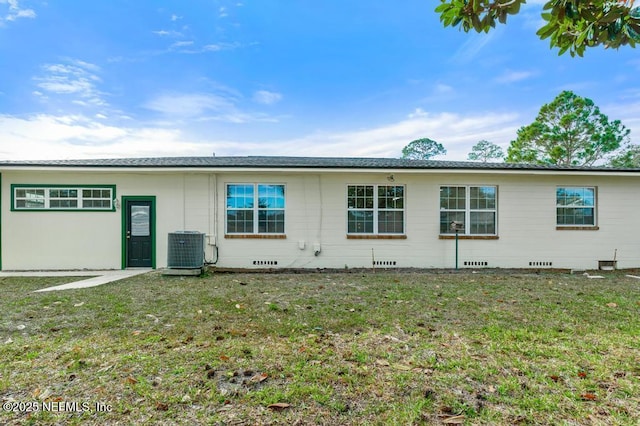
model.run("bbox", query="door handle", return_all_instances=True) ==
[126,231,131,239]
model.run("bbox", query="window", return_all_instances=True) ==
[226,184,285,234]
[347,185,404,234]
[440,186,497,235]
[12,185,115,211]
[556,187,596,226]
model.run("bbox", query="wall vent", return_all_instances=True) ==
[373,260,397,266]
[167,232,205,269]
[529,261,553,267]
[463,261,488,267]
[253,260,278,266]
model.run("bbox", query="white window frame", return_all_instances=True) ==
[439,185,498,236]
[225,183,286,235]
[12,185,115,211]
[346,184,405,235]
[556,186,597,227]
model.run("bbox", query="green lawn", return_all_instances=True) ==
[1,270,639,425]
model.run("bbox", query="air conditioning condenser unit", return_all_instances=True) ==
[167,231,205,270]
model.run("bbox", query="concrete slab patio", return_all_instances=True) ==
[0,269,151,292]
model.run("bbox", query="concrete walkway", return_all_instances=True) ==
[0,269,151,292]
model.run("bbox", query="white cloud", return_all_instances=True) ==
[408,108,428,118]
[6,7,34,20]
[33,59,107,107]
[144,90,281,124]
[37,76,94,95]
[212,105,640,159]
[495,70,536,84]
[434,83,453,94]
[0,114,208,160]
[153,24,245,56]
[153,29,183,37]
[202,42,242,52]
[71,59,101,72]
[213,109,521,160]
[144,93,236,118]
[452,31,497,63]
[0,0,36,23]
[601,100,640,138]
[160,41,244,54]
[200,111,280,124]
[0,108,523,161]
[170,40,194,49]
[253,90,282,105]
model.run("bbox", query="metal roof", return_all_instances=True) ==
[0,156,638,172]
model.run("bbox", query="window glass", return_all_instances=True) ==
[258,184,285,209]
[258,210,285,233]
[440,211,465,234]
[470,186,496,209]
[556,187,596,226]
[440,186,466,210]
[378,211,404,233]
[50,200,78,208]
[348,210,374,233]
[226,184,285,234]
[440,186,497,235]
[347,185,404,234]
[347,185,374,209]
[227,184,254,209]
[378,185,404,209]
[131,206,150,236]
[17,189,46,209]
[470,212,496,234]
[13,186,113,210]
[227,210,254,233]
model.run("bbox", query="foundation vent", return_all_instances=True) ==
[252,260,278,266]
[529,261,553,267]
[463,261,488,267]
[373,260,397,267]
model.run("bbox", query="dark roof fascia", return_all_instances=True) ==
[1,156,640,173]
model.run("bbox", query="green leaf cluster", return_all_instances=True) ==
[435,0,524,33]
[505,91,631,166]
[436,0,640,56]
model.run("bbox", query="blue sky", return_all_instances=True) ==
[1,0,639,161]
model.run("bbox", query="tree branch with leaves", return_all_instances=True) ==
[436,0,640,56]
[467,140,505,162]
[401,138,447,160]
[608,144,640,167]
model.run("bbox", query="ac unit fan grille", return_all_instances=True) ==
[167,232,205,269]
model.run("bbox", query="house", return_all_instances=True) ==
[1,156,639,271]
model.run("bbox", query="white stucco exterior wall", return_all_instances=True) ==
[1,171,212,270]
[1,167,639,271]
[213,170,640,270]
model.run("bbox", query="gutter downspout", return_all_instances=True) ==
[207,173,219,264]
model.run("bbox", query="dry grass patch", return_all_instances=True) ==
[0,271,639,425]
